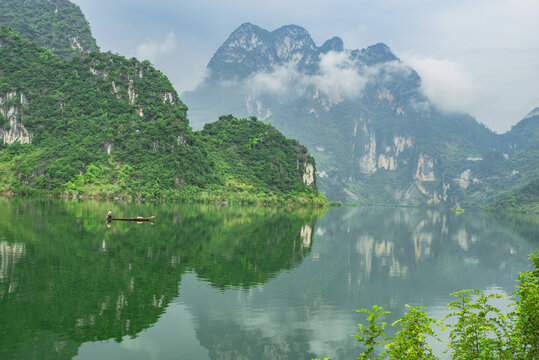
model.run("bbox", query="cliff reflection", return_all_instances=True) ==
[0,198,322,360]
[319,206,536,289]
[173,206,537,360]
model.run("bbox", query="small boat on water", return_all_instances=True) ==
[106,211,155,222]
[109,216,156,222]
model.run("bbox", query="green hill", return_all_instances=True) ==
[0,0,99,58]
[485,178,539,213]
[0,27,324,205]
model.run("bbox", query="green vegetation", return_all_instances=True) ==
[198,115,326,205]
[485,178,539,213]
[0,0,98,58]
[0,27,325,205]
[352,306,390,360]
[348,252,539,360]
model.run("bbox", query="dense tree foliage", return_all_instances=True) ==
[0,28,324,205]
[486,178,539,213]
[199,115,323,203]
[0,0,98,58]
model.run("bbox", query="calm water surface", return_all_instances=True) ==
[0,198,537,359]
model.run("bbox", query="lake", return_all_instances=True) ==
[0,197,537,360]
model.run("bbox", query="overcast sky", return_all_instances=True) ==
[72,0,539,133]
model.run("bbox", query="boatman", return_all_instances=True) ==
[106,211,113,221]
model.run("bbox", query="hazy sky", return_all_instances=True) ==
[72,0,539,133]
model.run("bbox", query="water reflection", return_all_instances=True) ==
[0,197,323,360]
[173,206,537,360]
[0,198,537,360]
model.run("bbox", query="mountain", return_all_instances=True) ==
[184,23,538,206]
[206,23,341,81]
[0,0,99,58]
[0,26,323,205]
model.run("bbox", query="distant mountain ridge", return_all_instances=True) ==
[184,23,539,207]
[206,23,399,82]
[207,23,334,81]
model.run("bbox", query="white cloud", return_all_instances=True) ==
[402,55,479,114]
[244,51,369,103]
[312,51,368,100]
[134,32,176,63]
[246,63,299,95]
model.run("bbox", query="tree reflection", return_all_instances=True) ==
[0,198,323,359]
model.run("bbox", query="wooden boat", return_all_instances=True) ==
[108,216,156,222]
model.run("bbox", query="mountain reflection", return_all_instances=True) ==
[1,198,536,360]
[171,206,537,360]
[0,198,323,360]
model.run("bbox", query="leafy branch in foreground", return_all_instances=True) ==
[386,305,440,360]
[352,305,389,360]
[512,251,539,359]
[443,290,513,359]
[345,252,539,360]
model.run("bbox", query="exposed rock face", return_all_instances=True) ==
[456,169,472,189]
[127,78,136,105]
[378,154,396,170]
[103,142,114,155]
[359,131,377,175]
[394,136,413,155]
[206,23,343,81]
[162,92,175,104]
[71,36,83,51]
[88,57,183,118]
[1,92,32,144]
[414,153,436,182]
[302,163,315,187]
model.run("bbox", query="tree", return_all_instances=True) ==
[352,305,389,360]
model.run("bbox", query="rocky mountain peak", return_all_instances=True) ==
[227,22,269,42]
[524,107,539,119]
[320,37,344,53]
[353,42,399,65]
[207,23,345,80]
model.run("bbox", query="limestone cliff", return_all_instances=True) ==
[302,163,315,187]
[0,92,32,144]
[414,153,436,182]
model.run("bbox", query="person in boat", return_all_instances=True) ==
[107,211,113,221]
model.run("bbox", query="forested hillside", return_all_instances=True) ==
[486,178,539,213]
[0,0,98,58]
[0,28,323,205]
